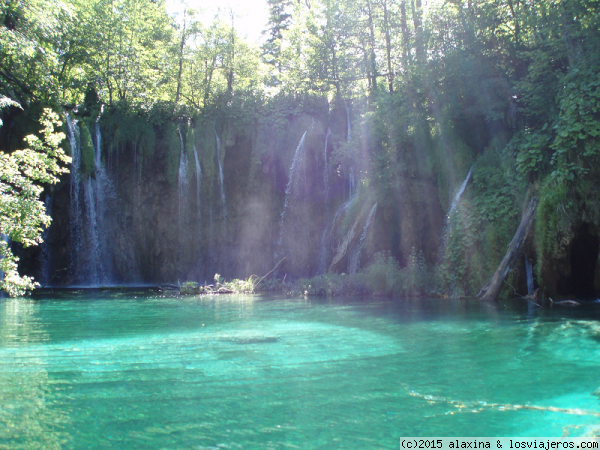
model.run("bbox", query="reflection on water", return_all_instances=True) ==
[0,292,599,449]
[0,298,71,449]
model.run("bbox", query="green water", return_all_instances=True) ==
[0,292,599,449]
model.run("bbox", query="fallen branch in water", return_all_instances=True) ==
[478,198,537,302]
[255,257,286,288]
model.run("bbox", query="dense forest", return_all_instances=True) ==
[1,0,600,300]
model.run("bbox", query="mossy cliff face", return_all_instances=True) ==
[14,100,447,286]
[534,178,600,299]
[14,98,600,299]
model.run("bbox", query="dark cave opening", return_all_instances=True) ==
[563,223,599,298]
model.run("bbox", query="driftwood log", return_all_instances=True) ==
[478,197,537,302]
[255,257,286,287]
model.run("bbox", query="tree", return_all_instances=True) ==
[262,0,294,73]
[0,104,70,296]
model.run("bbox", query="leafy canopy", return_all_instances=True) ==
[0,105,70,296]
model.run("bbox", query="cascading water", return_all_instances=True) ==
[213,125,227,220]
[65,111,118,286]
[323,128,331,203]
[193,144,203,266]
[66,112,82,277]
[177,124,189,227]
[439,164,476,263]
[449,164,475,213]
[525,255,534,294]
[276,132,307,262]
[349,166,355,198]
[318,192,357,274]
[83,177,101,282]
[317,130,332,273]
[348,203,378,273]
[193,145,202,224]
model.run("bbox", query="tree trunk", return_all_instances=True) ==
[175,9,187,105]
[478,198,538,302]
[411,0,425,63]
[366,0,378,91]
[383,0,394,93]
[227,11,235,96]
[400,1,409,69]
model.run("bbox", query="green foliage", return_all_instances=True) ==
[294,273,370,297]
[107,106,157,165]
[439,202,481,297]
[3,0,600,299]
[292,250,436,298]
[508,127,551,178]
[179,281,201,295]
[220,276,259,294]
[365,250,437,298]
[534,177,569,277]
[0,108,70,296]
[364,251,402,296]
[438,141,524,298]
[473,151,520,225]
[533,173,600,283]
[550,67,600,179]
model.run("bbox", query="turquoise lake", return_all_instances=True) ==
[0,291,599,449]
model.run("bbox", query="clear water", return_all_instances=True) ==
[1,292,599,449]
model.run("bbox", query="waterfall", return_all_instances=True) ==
[348,203,378,274]
[83,177,100,284]
[449,164,475,213]
[276,132,307,260]
[323,128,331,204]
[94,118,102,166]
[318,193,357,273]
[318,129,331,274]
[281,131,307,217]
[177,124,189,225]
[213,125,227,220]
[349,166,355,198]
[66,113,82,277]
[525,255,534,295]
[39,195,53,286]
[64,112,117,286]
[193,144,202,224]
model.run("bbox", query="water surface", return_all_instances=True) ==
[1,292,599,449]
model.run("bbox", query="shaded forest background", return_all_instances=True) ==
[1,0,600,299]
